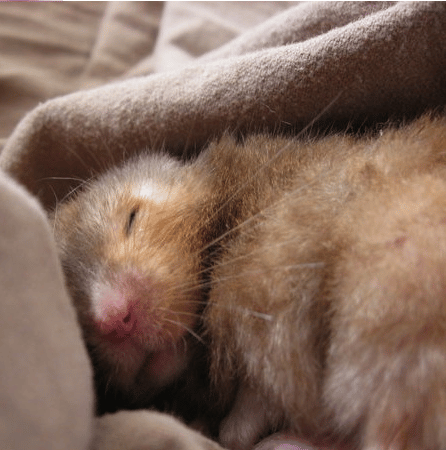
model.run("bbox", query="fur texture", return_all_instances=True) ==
[52,114,446,449]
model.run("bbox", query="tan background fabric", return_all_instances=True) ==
[2,2,446,211]
[0,170,94,450]
[0,2,446,449]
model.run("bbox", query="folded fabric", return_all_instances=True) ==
[2,2,446,212]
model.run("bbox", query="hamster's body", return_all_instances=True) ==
[53,115,446,450]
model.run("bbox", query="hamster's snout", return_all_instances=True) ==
[98,305,137,340]
[90,270,168,343]
[91,272,148,339]
[87,269,194,391]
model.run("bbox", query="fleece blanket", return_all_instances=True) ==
[1,2,446,449]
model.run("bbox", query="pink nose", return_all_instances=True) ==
[92,282,138,337]
[103,307,137,337]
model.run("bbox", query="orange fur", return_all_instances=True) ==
[206,116,446,448]
[53,114,446,449]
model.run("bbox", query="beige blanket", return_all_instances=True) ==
[1,2,446,449]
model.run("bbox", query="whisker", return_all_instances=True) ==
[235,308,274,322]
[59,175,96,204]
[98,133,121,170]
[63,139,110,175]
[40,176,88,183]
[157,306,202,320]
[163,231,327,296]
[163,261,325,301]
[163,318,204,344]
[180,335,188,354]
[190,172,324,263]
[163,327,177,349]
[208,263,326,291]
[187,92,344,253]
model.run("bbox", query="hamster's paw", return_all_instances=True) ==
[92,410,224,450]
[219,386,280,450]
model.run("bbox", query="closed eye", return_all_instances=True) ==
[126,207,139,235]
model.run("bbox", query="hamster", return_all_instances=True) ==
[52,114,446,450]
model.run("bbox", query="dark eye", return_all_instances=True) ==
[125,208,138,235]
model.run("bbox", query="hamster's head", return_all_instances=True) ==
[52,154,212,409]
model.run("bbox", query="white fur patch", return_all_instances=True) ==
[90,279,122,322]
[136,182,174,204]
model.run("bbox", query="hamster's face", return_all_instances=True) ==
[52,155,210,406]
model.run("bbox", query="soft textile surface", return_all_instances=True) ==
[1,2,446,449]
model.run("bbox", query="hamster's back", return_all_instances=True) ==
[205,115,446,449]
[52,115,446,450]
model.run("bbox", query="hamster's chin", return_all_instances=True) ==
[97,334,191,402]
[134,342,191,393]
